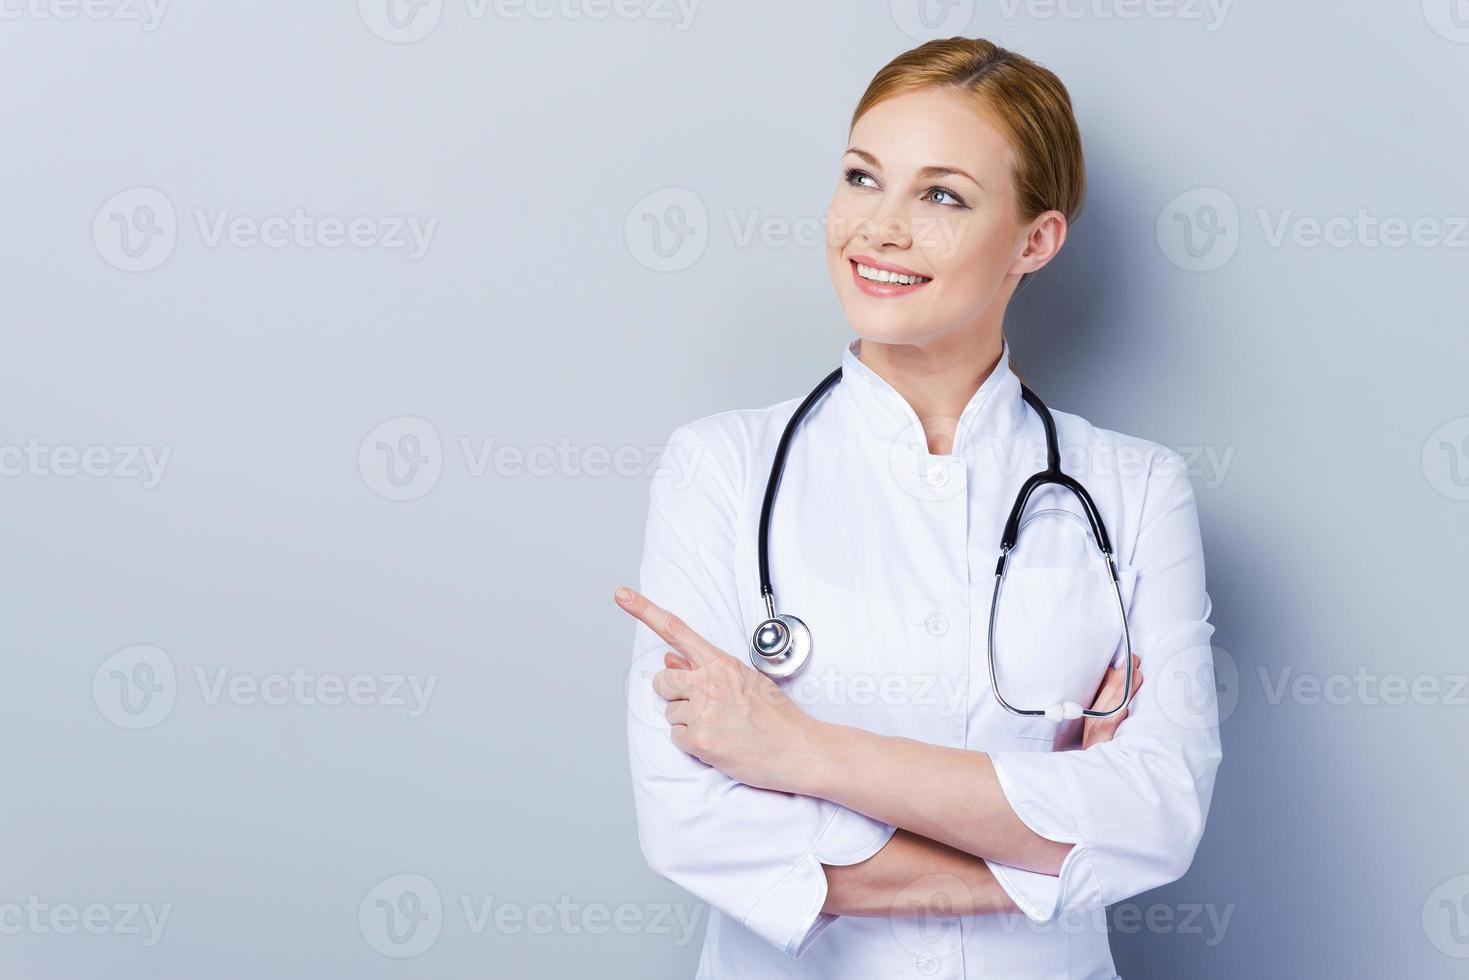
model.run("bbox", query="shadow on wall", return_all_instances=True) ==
[997,153,1403,978]
[1003,160,1134,406]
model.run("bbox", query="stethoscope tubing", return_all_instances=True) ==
[750,365,1135,720]
[756,366,843,614]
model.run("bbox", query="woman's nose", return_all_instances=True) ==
[854,195,913,249]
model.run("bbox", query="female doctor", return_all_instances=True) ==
[616,37,1222,979]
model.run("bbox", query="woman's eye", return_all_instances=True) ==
[843,168,965,208]
[926,187,966,208]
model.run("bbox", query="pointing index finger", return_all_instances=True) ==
[614,586,715,666]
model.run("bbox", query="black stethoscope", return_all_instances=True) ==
[749,365,1135,723]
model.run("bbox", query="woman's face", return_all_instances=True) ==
[825,86,1062,347]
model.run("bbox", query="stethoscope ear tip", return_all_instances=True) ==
[1045,701,1085,723]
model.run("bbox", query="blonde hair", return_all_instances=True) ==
[848,37,1087,384]
[851,36,1086,226]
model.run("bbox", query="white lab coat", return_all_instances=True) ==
[625,336,1223,979]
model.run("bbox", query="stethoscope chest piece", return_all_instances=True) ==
[749,613,812,679]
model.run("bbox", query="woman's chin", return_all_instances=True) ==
[844,317,933,348]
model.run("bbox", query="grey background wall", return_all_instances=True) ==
[2,1,1465,977]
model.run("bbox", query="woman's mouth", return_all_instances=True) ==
[850,258,933,297]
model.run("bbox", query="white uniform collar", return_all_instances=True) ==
[837,335,1027,457]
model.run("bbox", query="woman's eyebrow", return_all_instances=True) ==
[843,147,982,187]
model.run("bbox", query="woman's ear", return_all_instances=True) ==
[1009,210,1068,278]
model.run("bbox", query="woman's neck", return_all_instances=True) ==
[856,330,1005,455]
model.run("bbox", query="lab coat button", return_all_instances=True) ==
[924,613,949,636]
[924,464,949,487]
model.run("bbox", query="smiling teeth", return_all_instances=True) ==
[856,263,931,285]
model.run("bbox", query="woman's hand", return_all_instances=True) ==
[1081,653,1143,750]
[615,586,819,793]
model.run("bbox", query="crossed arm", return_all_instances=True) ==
[624,434,1219,944]
[812,732,1065,917]
[823,827,1020,917]
[617,586,1140,920]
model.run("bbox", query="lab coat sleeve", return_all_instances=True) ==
[626,424,898,957]
[984,448,1224,923]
